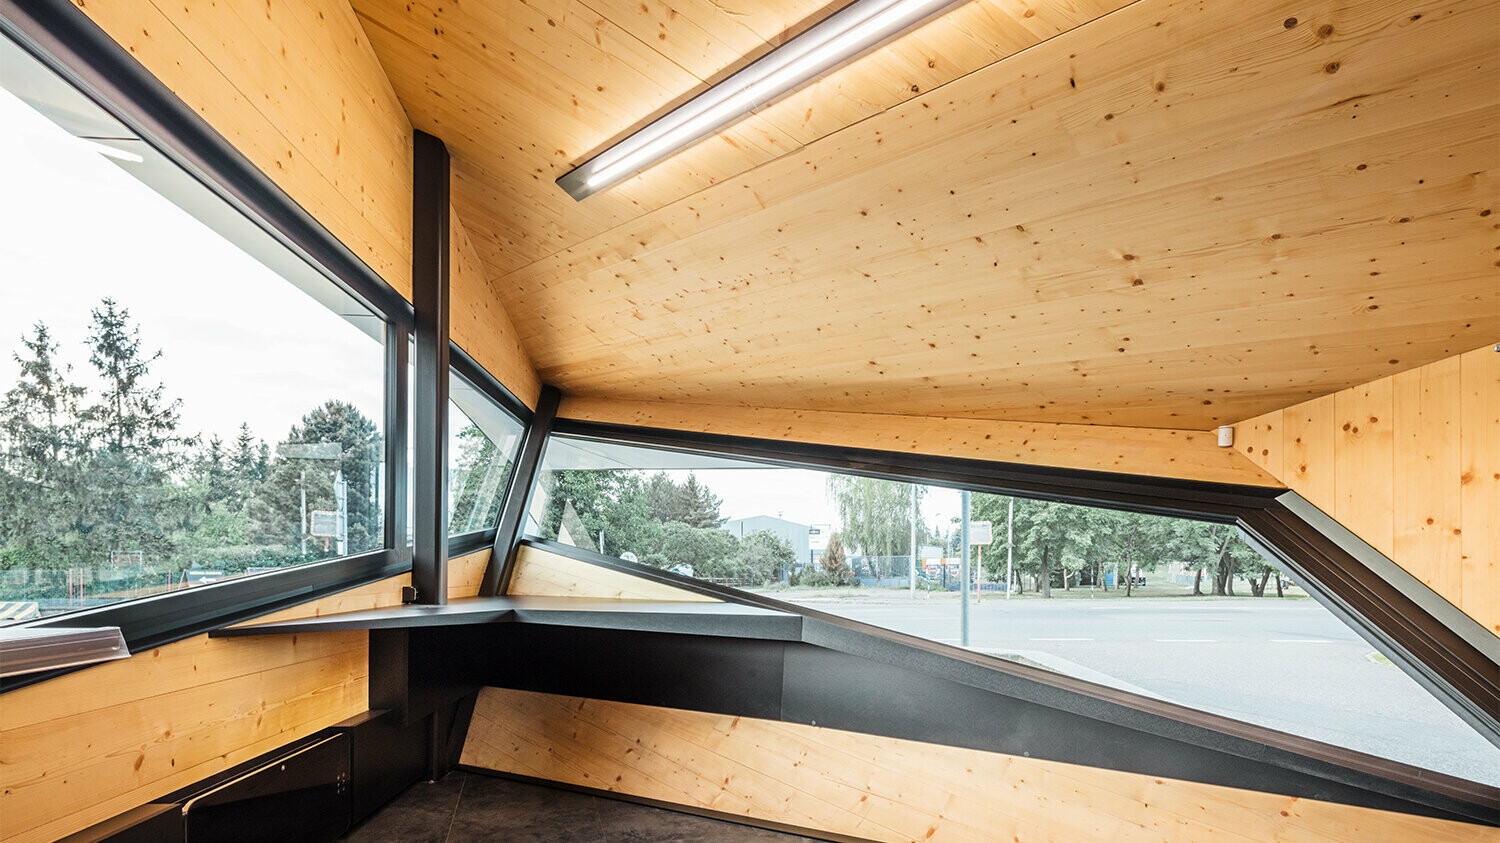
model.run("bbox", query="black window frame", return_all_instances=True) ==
[0,0,531,689]
[446,344,532,558]
[510,419,1500,769]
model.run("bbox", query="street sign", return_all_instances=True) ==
[808,525,831,551]
[309,510,341,537]
[968,520,993,545]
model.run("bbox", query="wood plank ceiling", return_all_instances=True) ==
[350,0,1497,428]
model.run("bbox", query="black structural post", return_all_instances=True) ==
[384,324,409,557]
[411,130,450,604]
[478,386,560,597]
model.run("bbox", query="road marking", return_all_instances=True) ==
[1271,639,1337,644]
[1029,637,1093,642]
[1153,638,1216,643]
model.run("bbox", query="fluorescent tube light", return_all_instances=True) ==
[557,0,971,200]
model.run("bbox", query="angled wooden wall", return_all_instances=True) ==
[557,397,1280,487]
[0,550,489,843]
[1235,345,1499,637]
[64,0,540,407]
[462,687,1494,843]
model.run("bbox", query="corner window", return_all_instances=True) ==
[0,35,386,620]
[447,371,523,535]
[525,435,1500,787]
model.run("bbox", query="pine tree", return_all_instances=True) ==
[821,532,856,586]
[0,322,89,572]
[81,299,187,563]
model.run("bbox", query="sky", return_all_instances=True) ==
[0,87,384,449]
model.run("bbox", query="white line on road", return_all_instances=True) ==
[1270,639,1337,643]
[1153,638,1216,643]
[1029,637,1093,642]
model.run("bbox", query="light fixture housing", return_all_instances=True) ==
[556,0,971,201]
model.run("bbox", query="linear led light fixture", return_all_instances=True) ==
[556,0,972,200]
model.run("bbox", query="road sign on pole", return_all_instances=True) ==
[968,520,993,546]
[310,510,341,538]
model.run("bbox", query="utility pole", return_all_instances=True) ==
[1005,496,1014,600]
[335,469,348,557]
[299,469,307,557]
[908,484,918,599]
[960,490,971,647]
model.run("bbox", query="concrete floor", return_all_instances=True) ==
[342,771,819,842]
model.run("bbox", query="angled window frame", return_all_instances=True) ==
[0,0,532,687]
[504,418,1500,822]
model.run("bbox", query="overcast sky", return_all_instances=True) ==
[0,87,383,449]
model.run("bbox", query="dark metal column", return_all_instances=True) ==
[411,130,450,604]
[383,325,409,556]
[479,386,560,596]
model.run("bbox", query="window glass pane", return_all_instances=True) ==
[526,435,1500,787]
[447,371,523,535]
[0,35,384,620]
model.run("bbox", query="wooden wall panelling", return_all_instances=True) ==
[1234,345,1499,636]
[461,687,1498,843]
[507,544,718,602]
[1333,378,1396,558]
[0,548,490,843]
[1459,347,1499,639]
[450,211,542,407]
[556,396,1282,487]
[1281,395,1338,516]
[68,0,541,408]
[1393,357,1463,598]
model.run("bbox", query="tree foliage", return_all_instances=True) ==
[0,303,384,600]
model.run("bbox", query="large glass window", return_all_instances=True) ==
[526,435,1500,787]
[447,372,524,536]
[0,35,386,619]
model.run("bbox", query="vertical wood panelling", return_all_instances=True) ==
[461,687,1497,843]
[1393,359,1463,596]
[1459,347,1500,637]
[68,0,540,407]
[1334,379,1396,558]
[1236,345,1498,635]
[1237,409,1283,479]
[1283,395,1338,515]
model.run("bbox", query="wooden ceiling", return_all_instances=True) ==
[350,0,1498,428]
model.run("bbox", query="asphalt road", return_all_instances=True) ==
[772,591,1500,786]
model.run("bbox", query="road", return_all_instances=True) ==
[765,590,1500,786]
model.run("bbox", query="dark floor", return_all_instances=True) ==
[342,771,820,842]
